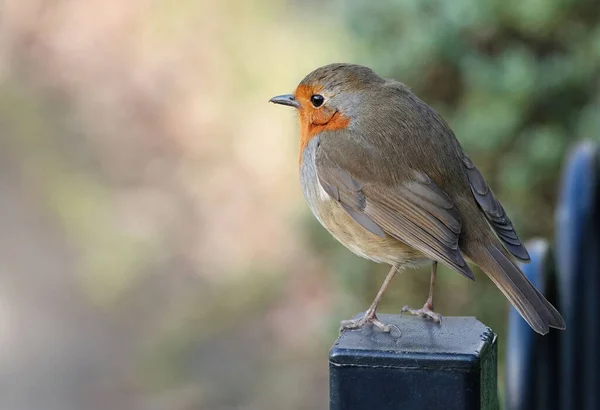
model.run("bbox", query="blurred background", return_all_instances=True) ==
[0,0,599,409]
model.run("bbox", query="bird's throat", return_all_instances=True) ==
[298,111,350,163]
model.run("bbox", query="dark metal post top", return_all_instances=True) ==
[331,315,495,367]
[330,314,498,410]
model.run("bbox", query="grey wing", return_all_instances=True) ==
[316,146,475,280]
[461,153,531,262]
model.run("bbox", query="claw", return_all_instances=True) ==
[339,311,392,333]
[401,304,442,324]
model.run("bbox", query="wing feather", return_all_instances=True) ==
[315,145,475,280]
[461,153,530,261]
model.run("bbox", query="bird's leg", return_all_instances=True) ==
[340,264,399,333]
[401,261,442,323]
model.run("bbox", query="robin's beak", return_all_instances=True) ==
[269,94,300,108]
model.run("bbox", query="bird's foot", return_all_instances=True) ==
[400,302,442,324]
[339,310,392,333]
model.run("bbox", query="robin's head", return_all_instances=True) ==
[270,63,385,155]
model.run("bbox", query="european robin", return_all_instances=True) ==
[270,63,565,335]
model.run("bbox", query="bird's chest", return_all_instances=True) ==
[299,147,346,236]
[299,138,422,265]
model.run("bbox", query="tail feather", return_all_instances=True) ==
[469,244,565,335]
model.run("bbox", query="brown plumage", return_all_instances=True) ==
[270,63,565,335]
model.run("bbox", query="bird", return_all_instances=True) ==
[269,63,565,335]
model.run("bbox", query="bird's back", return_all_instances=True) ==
[328,80,492,248]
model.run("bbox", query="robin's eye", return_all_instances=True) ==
[310,94,325,108]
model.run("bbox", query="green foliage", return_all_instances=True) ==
[341,0,600,239]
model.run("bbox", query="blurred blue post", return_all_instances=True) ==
[505,240,561,410]
[329,315,498,410]
[504,141,600,410]
[555,142,600,410]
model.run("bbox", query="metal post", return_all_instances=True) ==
[556,142,600,410]
[504,141,600,410]
[329,315,498,410]
[505,239,562,410]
